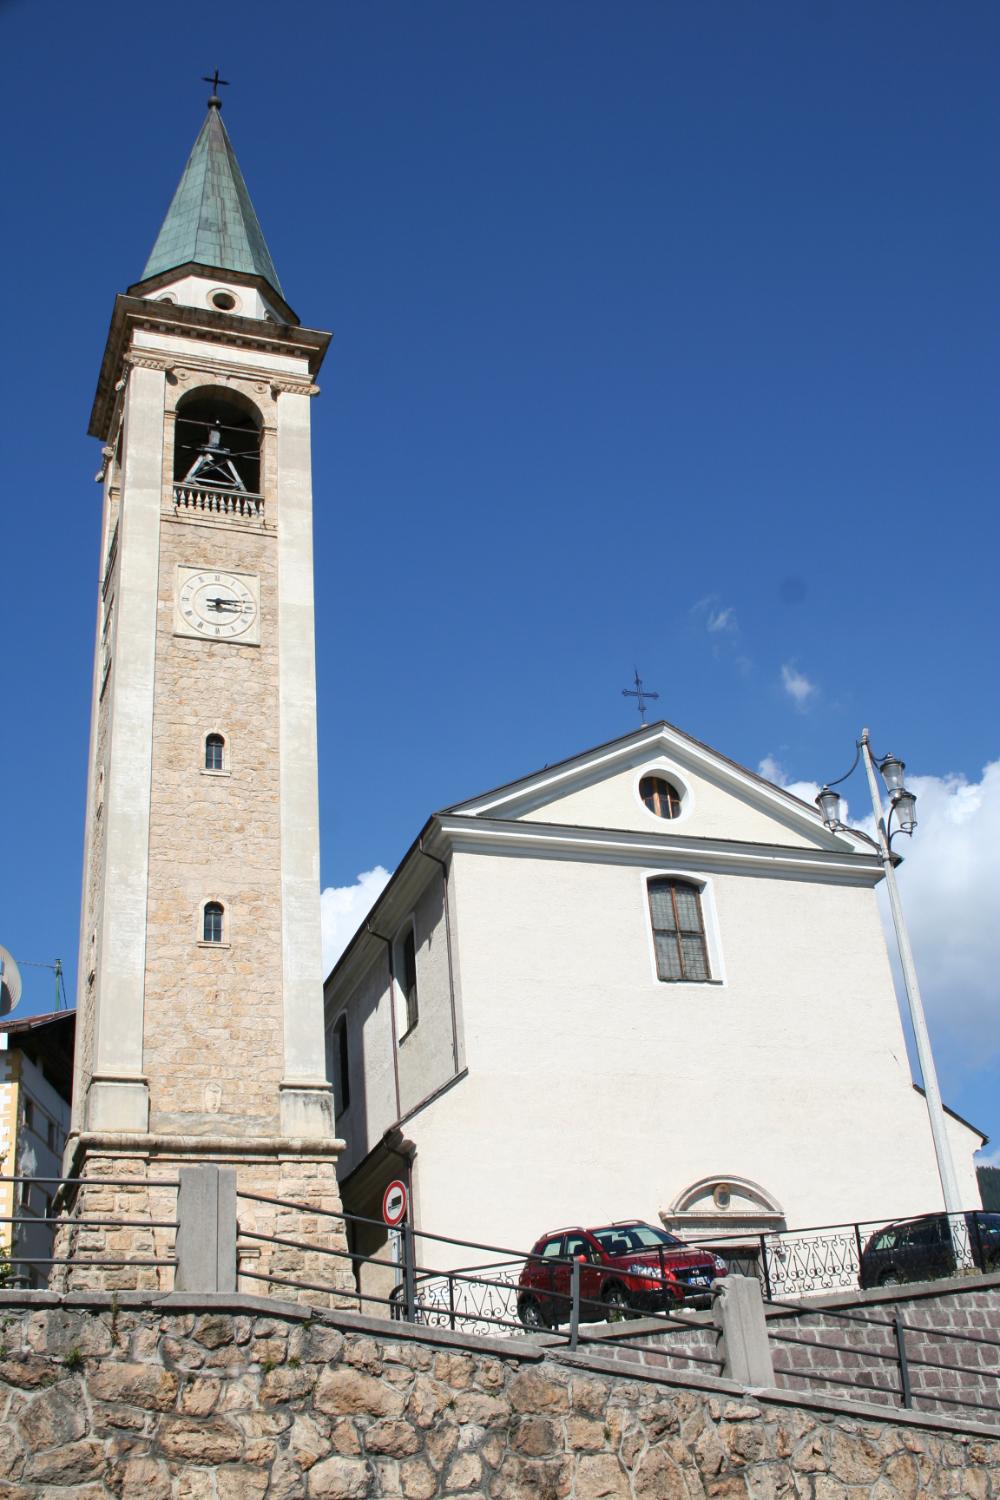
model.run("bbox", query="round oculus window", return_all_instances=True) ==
[639,774,682,819]
[211,290,238,311]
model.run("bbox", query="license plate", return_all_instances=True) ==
[688,1275,710,1286]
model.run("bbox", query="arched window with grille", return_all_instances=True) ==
[205,733,225,771]
[648,879,710,982]
[203,901,224,944]
[639,774,682,819]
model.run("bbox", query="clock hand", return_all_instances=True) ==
[203,596,243,612]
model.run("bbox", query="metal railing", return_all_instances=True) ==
[3,1171,998,1427]
[0,1174,179,1287]
[234,1187,722,1368]
[172,483,265,522]
[679,1206,999,1299]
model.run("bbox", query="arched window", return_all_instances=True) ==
[648,879,709,982]
[174,389,261,494]
[203,902,224,944]
[639,775,682,819]
[205,734,225,771]
[393,921,419,1038]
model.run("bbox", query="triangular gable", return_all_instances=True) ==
[446,721,867,853]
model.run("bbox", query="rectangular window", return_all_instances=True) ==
[648,879,710,982]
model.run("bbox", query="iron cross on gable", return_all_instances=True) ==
[202,70,230,107]
[622,669,659,725]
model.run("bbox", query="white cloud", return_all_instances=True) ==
[761,753,1000,1065]
[692,595,738,636]
[707,606,737,634]
[781,663,817,708]
[887,763,1000,1065]
[321,865,392,977]
[757,755,824,810]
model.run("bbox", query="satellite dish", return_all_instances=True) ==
[0,945,23,1017]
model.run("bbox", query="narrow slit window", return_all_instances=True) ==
[393,922,419,1038]
[205,734,225,771]
[334,1015,350,1115]
[203,901,224,944]
[648,879,710,982]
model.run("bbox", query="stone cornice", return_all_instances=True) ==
[428,814,886,885]
[90,296,331,438]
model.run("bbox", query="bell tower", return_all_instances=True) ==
[64,88,348,1293]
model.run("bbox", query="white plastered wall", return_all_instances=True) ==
[401,845,982,1261]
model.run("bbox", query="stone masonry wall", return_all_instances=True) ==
[0,1291,998,1498]
[51,1155,354,1305]
[766,1273,1000,1421]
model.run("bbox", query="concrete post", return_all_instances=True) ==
[175,1166,237,1293]
[713,1274,775,1387]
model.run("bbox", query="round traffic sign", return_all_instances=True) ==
[382,1179,408,1227]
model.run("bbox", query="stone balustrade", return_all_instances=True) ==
[172,484,265,523]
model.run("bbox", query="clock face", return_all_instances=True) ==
[175,567,260,644]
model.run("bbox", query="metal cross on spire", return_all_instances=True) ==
[622,669,659,725]
[202,69,230,108]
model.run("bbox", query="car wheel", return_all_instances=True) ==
[602,1283,632,1321]
[518,1297,549,1332]
[878,1269,901,1287]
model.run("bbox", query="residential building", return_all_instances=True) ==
[0,1012,74,1286]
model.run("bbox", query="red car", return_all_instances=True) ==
[517,1220,727,1330]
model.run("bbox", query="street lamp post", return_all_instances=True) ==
[816,728,963,1219]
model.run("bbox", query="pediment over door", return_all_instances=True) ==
[661,1174,786,1238]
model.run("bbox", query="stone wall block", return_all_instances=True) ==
[24,1436,105,1485]
[89,1359,180,1411]
[307,1454,374,1497]
[400,1457,438,1499]
[314,1367,405,1419]
[158,1414,245,1464]
[574,1452,631,1499]
[15,1381,87,1448]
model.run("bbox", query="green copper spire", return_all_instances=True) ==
[142,101,283,297]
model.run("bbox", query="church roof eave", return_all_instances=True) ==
[142,104,284,300]
[443,718,863,853]
[127,261,299,327]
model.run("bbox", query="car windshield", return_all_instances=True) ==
[591,1224,683,1254]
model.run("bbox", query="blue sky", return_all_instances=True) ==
[2,2,998,1175]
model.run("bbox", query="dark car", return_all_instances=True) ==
[516,1220,727,1330]
[859,1211,1000,1289]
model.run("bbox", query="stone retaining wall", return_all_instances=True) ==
[2,1291,999,1497]
[766,1273,1000,1419]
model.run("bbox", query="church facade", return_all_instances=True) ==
[324,720,983,1273]
[64,92,348,1292]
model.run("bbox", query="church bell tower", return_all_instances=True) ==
[65,87,347,1291]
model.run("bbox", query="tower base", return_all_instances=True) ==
[51,1133,356,1307]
